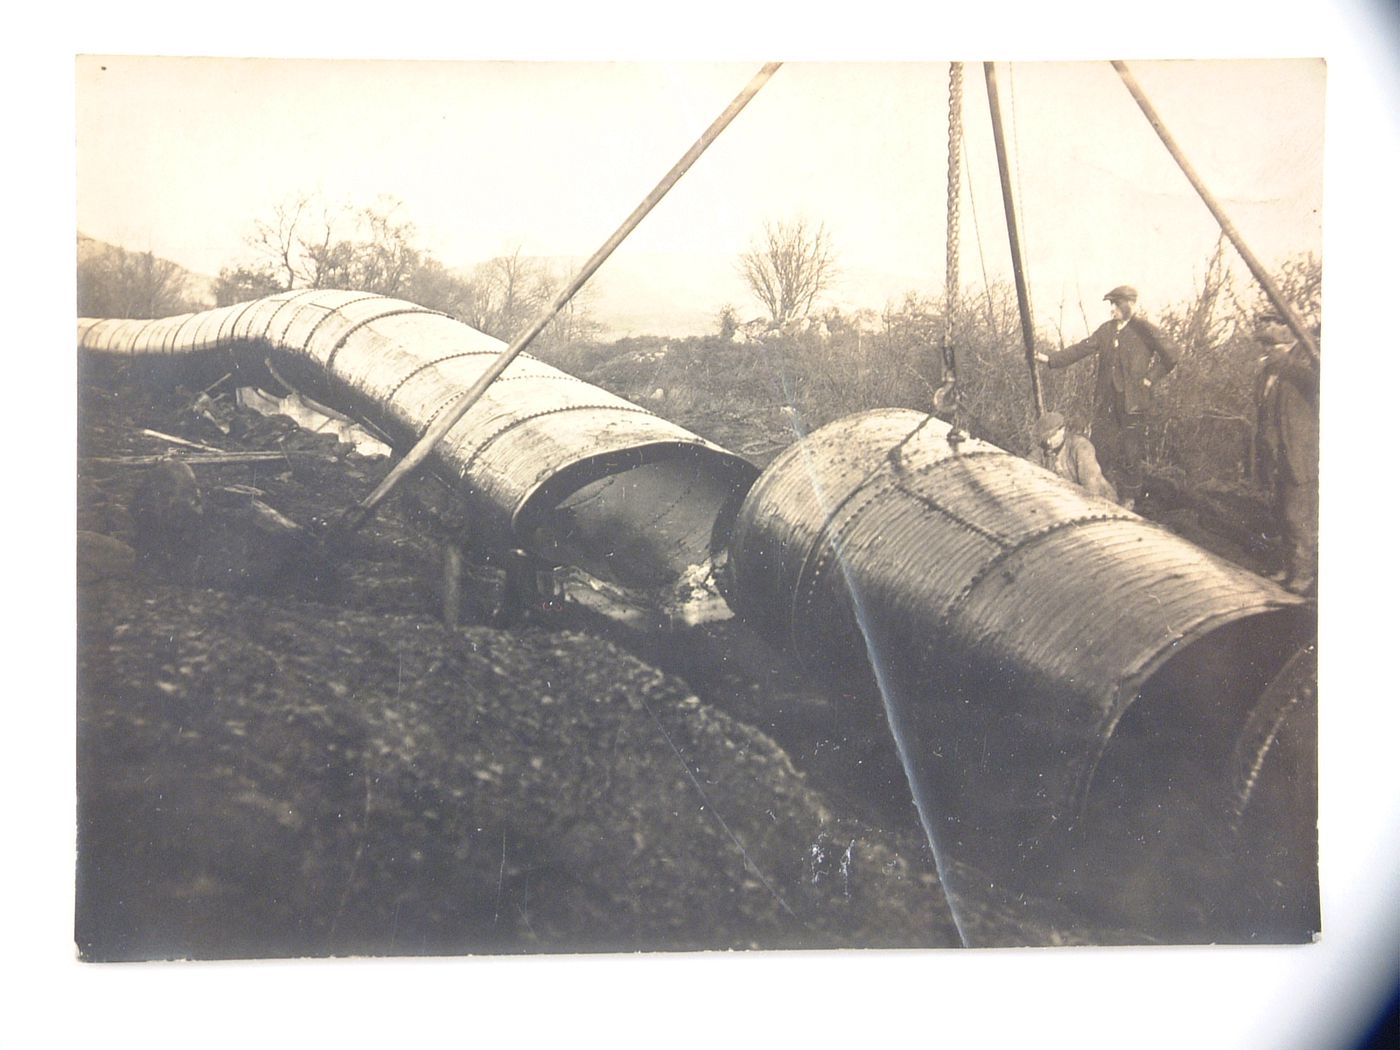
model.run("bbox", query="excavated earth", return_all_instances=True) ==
[80,370,1020,961]
[80,355,1285,959]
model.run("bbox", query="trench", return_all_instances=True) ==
[247,382,928,835]
[318,420,1280,947]
[354,391,943,831]
[78,293,1319,948]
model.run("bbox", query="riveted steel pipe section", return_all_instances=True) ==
[78,291,758,587]
[721,409,1317,943]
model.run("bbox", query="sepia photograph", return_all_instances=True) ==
[16,5,1398,1045]
[74,54,1323,955]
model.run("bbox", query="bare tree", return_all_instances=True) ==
[337,199,420,296]
[738,218,838,326]
[216,197,599,342]
[458,249,600,348]
[246,193,314,290]
[296,206,348,291]
[1169,234,1237,352]
[224,193,421,298]
[465,249,543,337]
[408,257,477,319]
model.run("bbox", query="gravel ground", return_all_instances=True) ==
[77,371,974,960]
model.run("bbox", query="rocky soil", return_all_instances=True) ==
[82,349,1264,958]
[78,371,982,960]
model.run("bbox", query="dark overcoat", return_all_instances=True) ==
[1045,316,1181,419]
[1256,343,1319,485]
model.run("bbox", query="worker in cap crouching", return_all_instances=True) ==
[1253,312,1318,597]
[1035,411,1120,505]
[1035,285,1180,510]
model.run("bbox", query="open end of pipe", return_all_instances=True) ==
[522,444,758,590]
[1067,604,1318,941]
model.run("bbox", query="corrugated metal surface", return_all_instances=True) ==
[78,291,757,582]
[723,408,1315,940]
[80,302,1315,940]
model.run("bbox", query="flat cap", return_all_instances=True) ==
[1036,411,1066,442]
[1103,285,1138,302]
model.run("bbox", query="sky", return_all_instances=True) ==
[10,2,1400,1048]
[75,56,1324,336]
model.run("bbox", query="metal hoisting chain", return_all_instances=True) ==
[933,62,965,439]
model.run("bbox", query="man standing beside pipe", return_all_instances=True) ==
[1254,313,1319,597]
[1036,286,1180,510]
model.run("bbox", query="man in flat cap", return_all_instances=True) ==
[1035,411,1120,504]
[1036,286,1180,509]
[1254,313,1319,596]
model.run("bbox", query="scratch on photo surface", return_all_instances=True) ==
[328,769,374,946]
[640,694,795,918]
[494,827,506,926]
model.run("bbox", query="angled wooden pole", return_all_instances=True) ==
[984,62,1046,417]
[338,62,783,535]
[1112,61,1320,361]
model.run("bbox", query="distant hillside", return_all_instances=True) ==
[77,233,218,310]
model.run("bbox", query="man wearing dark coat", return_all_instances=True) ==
[1254,314,1319,596]
[1036,285,1180,508]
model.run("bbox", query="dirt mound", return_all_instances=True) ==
[78,579,953,959]
[76,371,956,959]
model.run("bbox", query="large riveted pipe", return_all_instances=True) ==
[721,409,1316,944]
[79,291,757,588]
